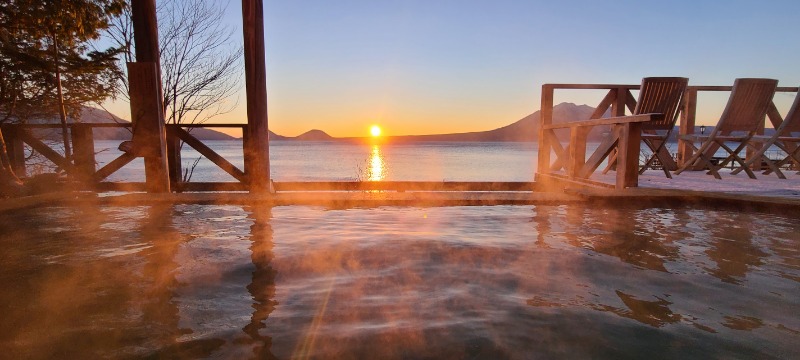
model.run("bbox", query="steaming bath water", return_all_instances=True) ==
[0,204,798,359]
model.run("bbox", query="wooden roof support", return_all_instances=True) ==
[130,0,169,193]
[242,0,272,194]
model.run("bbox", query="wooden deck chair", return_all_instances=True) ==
[675,78,778,179]
[598,77,688,178]
[731,89,800,178]
[636,77,688,178]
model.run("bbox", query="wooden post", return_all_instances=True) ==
[242,0,271,194]
[166,126,182,191]
[612,87,628,117]
[128,62,170,193]
[677,88,697,167]
[1,125,26,178]
[747,114,766,171]
[616,122,642,188]
[130,0,169,193]
[71,123,95,182]
[537,84,554,178]
[568,127,588,179]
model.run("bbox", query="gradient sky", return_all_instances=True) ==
[104,0,800,137]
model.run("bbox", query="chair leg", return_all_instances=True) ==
[717,142,756,179]
[675,138,718,177]
[639,138,672,178]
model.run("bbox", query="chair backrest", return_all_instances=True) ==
[714,78,778,135]
[635,77,688,131]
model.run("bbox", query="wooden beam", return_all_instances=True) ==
[127,62,170,192]
[130,0,162,86]
[93,153,137,182]
[1,125,26,177]
[173,127,247,183]
[537,84,555,176]
[166,126,182,190]
[71,123,95,181]
[677,88,697,167]
[568,126,588,178]
[17,129,74,173]
[616,122,642,188]
[543,114,654,129]
[242,0,271,193]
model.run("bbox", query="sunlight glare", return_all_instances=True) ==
[368,145,385,181]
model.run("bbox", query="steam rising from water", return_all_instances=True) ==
[0,204,798,358]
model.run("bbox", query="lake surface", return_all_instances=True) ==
[97,140,539,182]
[0,203,798,359]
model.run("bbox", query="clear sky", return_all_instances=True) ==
[104,0,800,137]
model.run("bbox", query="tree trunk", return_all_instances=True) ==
[0,128,24,196]
[51,32,72,164]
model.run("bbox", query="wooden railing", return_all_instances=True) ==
[0,122,250,192]
[536,83,799,189]
[537,83,645,189]
[1,123,537,193]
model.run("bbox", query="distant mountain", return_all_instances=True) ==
[26,106,237,140]
[295,129,334,141]
[368,102,601,143]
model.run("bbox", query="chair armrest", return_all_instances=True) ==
[542,114,657,130]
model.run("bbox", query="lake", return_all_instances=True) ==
[97,140,539,183]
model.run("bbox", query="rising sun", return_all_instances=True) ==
[370,125,382,137]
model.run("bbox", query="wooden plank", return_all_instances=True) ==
[173,127,247,182]
[542,84,639,90]
[71,123,95,180]
[166,126,182,189]
[1,125,27,177]
[543,114,654,129]
[579,126,621,178]
[127,62,169,192]
[242,0,271,193]
[17,129,74,173]
[677,88,697,167]
[616,122,642,188]
[625,90,637,113]
[131,0,162,85]
[537,84,555,176]
[93,152,137,182]
[568,127,588,178]
[589,90,616,120]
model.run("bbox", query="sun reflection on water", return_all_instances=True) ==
[367,145,386,181]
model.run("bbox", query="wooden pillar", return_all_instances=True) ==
[1,125,26,177]
[616,122,642,188]
[130,0,169,193]
[71,123,95,181]
[242,0,271,194]
[677,88,697,167]
[537,84,554,178]
[166,126,182,191]
[568,127,588,179]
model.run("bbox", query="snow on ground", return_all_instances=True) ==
[589,169,800,198]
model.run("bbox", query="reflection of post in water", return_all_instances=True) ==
[138,205,198,355]
[705,213,766,284]
[597,290,682,327]
[589,207,679,272]
[367,144,386,181]
[243,205,278,359]
[531,205,554,248]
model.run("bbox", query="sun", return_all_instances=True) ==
[370,125,382,137]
